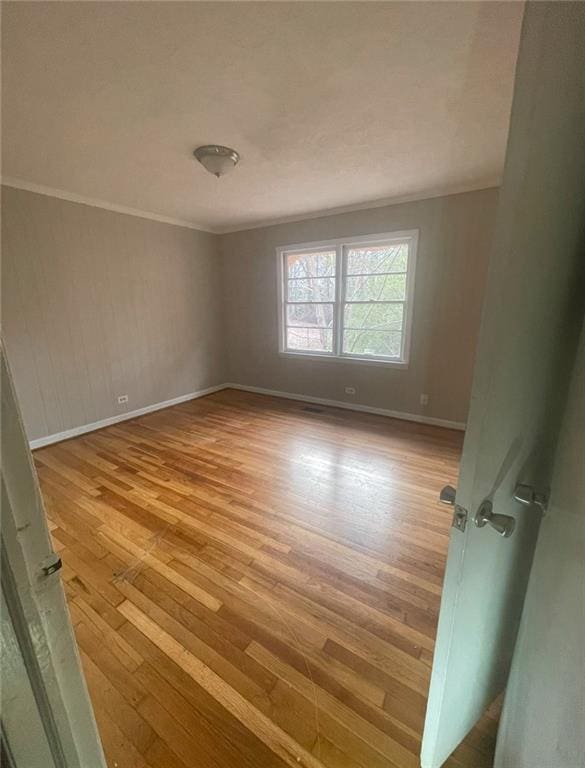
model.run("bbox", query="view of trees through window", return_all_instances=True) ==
[286,249,336,352]
[283,240,411,360]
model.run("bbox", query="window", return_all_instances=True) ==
[278,231,418,366]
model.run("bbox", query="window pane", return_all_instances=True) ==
[287,327,333,353]
[344,302,403,330]
[345,273,407,301]
[286,303,334,328]
[346,244,408,275]
[343,330,402,358]
[287,277,335,302]
[286,250,336,279]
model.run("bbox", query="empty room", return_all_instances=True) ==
[1,3,584,768]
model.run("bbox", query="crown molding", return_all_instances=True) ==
[216,181,500,234]
[2,176,500,237]
[1,177,215,234]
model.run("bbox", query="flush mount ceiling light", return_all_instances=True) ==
[193,145,240,178]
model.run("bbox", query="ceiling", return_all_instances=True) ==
[2,2,523,233]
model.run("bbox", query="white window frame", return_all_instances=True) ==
[277,230,418,368]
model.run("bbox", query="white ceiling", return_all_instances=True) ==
[2,2,523,233]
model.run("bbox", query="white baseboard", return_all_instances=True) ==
[28,384,227,449]
[29,381,465,449]
[224,383,466,431]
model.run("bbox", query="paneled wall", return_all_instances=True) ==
[220,188,498,425]
[2,187,225,441]
[3,186,498,440]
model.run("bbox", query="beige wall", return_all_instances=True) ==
[3,186,497,441]
[220,188,498,425]
[2,187,225,441]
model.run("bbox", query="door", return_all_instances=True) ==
[421,3,585,767]
[0,343,106,767]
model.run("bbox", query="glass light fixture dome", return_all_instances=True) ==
[193,145,240,177]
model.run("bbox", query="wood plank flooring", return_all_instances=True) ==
[34,389,500,768]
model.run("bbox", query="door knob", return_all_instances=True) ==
[474,499,515,537]
[513,483,549,511]
[439,485,456,505]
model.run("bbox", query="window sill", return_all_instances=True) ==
[278,351,409,369]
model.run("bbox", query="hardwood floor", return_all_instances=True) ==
[34,389,499,768]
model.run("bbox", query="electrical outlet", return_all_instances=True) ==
[117,394,129,404]
[420,393,429,406]
[345,387,356,395]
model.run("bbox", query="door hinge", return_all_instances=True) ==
[452,505,468,532]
